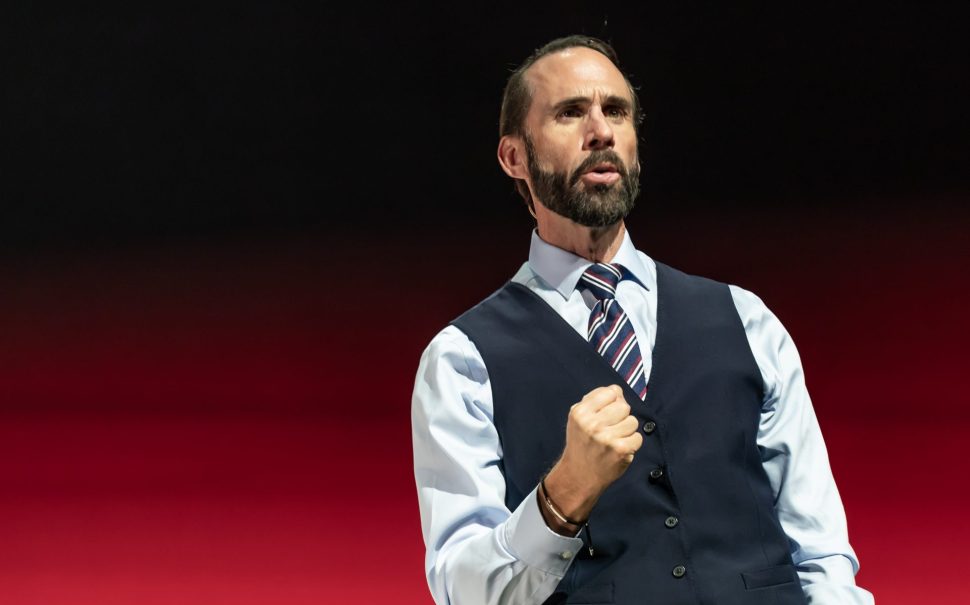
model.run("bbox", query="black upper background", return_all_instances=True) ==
[5,3,969,253]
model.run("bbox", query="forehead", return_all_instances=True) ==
[524,47,632,110]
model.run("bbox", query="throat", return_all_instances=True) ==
[535,207,627,262]
[579,222,626,262]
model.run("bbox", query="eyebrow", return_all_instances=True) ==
[551,95,633,113]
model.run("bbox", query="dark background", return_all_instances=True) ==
[2,4,968,603]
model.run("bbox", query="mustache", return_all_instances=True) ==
[569,150,629,187]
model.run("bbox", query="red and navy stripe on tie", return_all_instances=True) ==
[579,263,648,400]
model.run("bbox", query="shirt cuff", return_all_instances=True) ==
[503,485,585,577]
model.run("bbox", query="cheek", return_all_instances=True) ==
[623,142,639,168]
[538,149,575,173]
[536,128,584,165]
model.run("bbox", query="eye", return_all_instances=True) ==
[558,107,583,119]
[605,106,629,119]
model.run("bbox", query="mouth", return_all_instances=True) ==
[579,162,622,186]
[586,162,619,175]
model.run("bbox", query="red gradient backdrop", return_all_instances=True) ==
[1,201,967,603]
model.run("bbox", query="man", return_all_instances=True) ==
[412,36,873,605]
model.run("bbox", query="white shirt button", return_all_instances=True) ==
[560,551,573,560]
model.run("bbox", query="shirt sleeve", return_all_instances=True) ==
[730,286,875,605]
[412,325,585,605]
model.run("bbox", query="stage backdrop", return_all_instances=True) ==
[3,4,969,604]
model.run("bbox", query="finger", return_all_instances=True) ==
[600,414,639,440]
[614,414,640,436]
[617,431,644,455]
[597,398,633,426]
[579,384,622,413]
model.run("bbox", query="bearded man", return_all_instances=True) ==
[411,36,873,605]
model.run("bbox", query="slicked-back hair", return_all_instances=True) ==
[499,35,644,208]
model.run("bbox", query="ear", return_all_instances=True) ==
[497,135,529,180]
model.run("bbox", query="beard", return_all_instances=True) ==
[525,135,640,228]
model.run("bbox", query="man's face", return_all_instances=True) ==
[521,47,640,227]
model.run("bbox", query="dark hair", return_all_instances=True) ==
[498,35,643,207]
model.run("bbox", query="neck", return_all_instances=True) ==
[535,211,626,263]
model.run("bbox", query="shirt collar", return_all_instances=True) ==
[527,228,653,300]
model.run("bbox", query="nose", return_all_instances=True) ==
[584,106,615,151]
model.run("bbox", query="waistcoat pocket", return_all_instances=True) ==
[741,564,798,589]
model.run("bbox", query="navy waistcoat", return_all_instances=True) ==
[452,262,807,605]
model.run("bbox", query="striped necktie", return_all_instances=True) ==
[578,263,648,400]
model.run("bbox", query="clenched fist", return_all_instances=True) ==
[541,385,643,530]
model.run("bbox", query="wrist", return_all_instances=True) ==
[536,481,583,537]
[543,463,603,522]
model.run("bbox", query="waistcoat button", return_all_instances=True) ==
[664,516,679,528]
[672,565,686,578]
[649,468,664,480]
[643,421,657,434]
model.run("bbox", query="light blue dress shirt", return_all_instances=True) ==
[412,229,873,605]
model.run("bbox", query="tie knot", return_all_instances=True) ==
[579,263,626,300]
